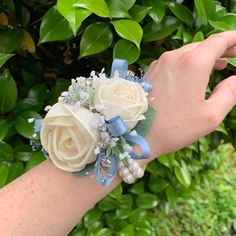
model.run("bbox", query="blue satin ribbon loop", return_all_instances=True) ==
[105,116,151,160]
[106,116,128,136]
[123,133,151,159]
[111,59,128,78]
[95,153,118,186]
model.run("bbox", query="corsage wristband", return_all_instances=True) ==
[29,59,156,186]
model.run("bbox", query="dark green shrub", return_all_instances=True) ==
[0,0,235,235]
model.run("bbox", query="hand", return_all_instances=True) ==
[145,30,236,159]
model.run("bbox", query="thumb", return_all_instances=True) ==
[207,75,236,121]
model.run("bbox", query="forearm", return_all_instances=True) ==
[0,132,160,236]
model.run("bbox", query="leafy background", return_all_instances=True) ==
[0,0,236,235]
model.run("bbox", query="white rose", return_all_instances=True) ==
[94,78,148,129]
[40,103,99,172]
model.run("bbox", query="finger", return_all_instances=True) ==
[214,58,228,70]
[206,75,236,124]
[193,30,236,66]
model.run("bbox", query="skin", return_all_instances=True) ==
[1,30,236,236]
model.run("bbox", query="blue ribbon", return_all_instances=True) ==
[111,59,128,78]
[106,116,151,160]
[34,118,42,133]
[111,58,153,93]
[95,153,118,186]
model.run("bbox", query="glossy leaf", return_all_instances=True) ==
[15,110,41,138]
[79,22,113,58]
[168,2,193,27]
[25,152,45,171]
[141,0,166,24]
[84,208,102,228]
[174,160,191,188]
[116,208,132,220]
[120,0,136,10]
[129,5,152,23]
[6,162,24,184]
[39,6,73,44]
[113,39,140,64]
[0,53,14,68]
[0,141,14,161]
[0,163,9,188]
[74,0,110,17]
[143,16,179,42]
[57,0,91,35]
[109,184,122,200]
[136,193,158,209]
[111,20,143,49]
[0,28,23,53]
[194,0,216,25]
[0,118,9,141]
[0,71,17,114]
[117,225,135,236]
[106,0,130,18]
[209,14,236,31]
[28,84,48,102]
[192,31,205,42]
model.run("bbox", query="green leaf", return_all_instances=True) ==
[120,0,136,10]
[136,193,158,209]
[92,228,112,236]
[39,5,73,44]
[84,208,102,228]
[109,184,122,200]
[6,162,24,184]
[209,14,236,31]
[168,2,193,27]
[28,84,48,103]
[0,163,9,188]
[141,0,166,24]
[135,106,156,137]
[0,28,23,53]
[79,22,113,59]
[0,53,14,68]
[57,0,91,35]
[74,0,110,17]
[119,194,133,208]
[0,71,17,114]
[129,209,147,225]
[148,176,169,193]
[194,0,216,25]
[25,152,45,171]
[0,141,14,161]
[106,0,131,18]
[0,118,9,141]
[98,196,118,211]
[143,16,179,42]
[15,145,33,162]
[215,123,228,136]
[158,153,174,168]
[129,5,152,23]
[116,208,132,220]
[113,39,140,64]
[15,110,41,138]
[174,160,191,188]
[111,20,143,49]
[192,31,205,42]
[117,225,135,236]
[228,58,236,67]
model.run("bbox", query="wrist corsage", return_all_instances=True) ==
[30,59,156,186]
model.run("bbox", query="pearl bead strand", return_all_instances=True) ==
[118,158,144,184]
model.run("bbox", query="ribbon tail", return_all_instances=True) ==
[111,59,128,78]
[95,154,118,186]
[123,134,151,160]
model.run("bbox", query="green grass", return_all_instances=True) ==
[154,144,236,236]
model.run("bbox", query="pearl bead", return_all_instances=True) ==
[133,168,144,178]
[128,158,135,165]
[119,167,130,178]
[129,161,139,172]
[123,174,135,184]
[118,162,125,168]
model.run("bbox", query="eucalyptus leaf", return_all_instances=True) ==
[111,19,143,50]
[135,106,156,137]
[113,39,140,64]
[39,5,73,44]
[57,0,91,35]
[74,0,110,17]
[79,22,113,58]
